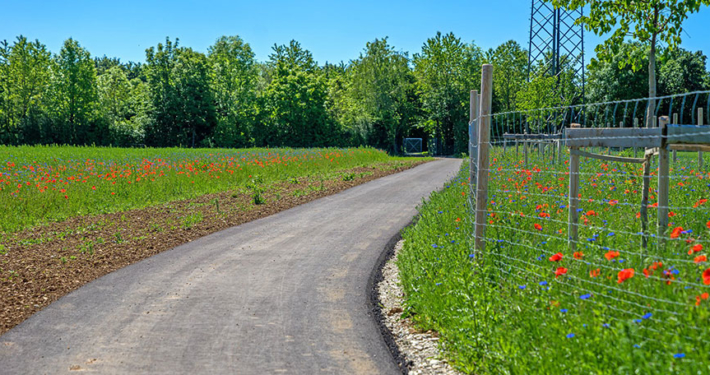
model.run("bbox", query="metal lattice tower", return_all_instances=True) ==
[528,1,585,101]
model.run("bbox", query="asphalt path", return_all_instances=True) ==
[0,158,461,375]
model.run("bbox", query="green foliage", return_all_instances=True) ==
[414,32,484,155]
[554,0,710,71]
[346,38,417,153]
[587,43,710,102]
[208,36,258,148]
[488,40,528,113]
[49,38,101,144]
[0,36,52,144]
[260,41,334,147]
[144,38,217,147]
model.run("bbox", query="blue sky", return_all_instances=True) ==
[2,0,710,66]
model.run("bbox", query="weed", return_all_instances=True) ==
[181,213,203,229]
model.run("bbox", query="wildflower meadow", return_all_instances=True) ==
[398,148,710,374]
[0,145,396,233]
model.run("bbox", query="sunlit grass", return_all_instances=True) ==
[399,147,710,374]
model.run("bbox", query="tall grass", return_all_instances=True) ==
[399,150,710,374]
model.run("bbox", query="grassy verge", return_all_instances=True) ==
[398,150,710,374]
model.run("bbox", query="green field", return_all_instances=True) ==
[0,145,408,233]
[399,149,710,374]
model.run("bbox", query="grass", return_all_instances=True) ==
[398,148,710,374]
[0,145,415,233]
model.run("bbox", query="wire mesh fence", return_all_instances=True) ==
[467,64,710,368]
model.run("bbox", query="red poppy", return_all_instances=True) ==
[539,212,550,218]
[636,212,641,219]
[549,253,564,262]
[670,227,684,239]
[694,199,708,208]
[707,220,710,230]
[698,255,709,263]
[555,267,568,278]
[586,210,597,216]
[589,269,600,278]
[604,250,620,261]
[573,251,584,260]
[534,223,543,231]
[703,269,710,285]
[643,268,650,278]
[617,268,635,284]
[689,244,704,255]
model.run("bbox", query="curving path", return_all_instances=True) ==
[0,158,461,375]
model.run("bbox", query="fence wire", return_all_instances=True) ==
[467,90,710,366]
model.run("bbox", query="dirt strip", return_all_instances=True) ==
[0,160,427,335]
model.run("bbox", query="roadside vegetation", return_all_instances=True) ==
[399,152,710,373]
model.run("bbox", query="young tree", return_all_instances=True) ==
[261,41,331,147]
[348,38,415,153]
[207,35,258,147]
[173,48,216,148]
[553,0,710,127]
[488,40,528,113]
[0,36,52,144]
[50,38,100,144]
[414,32,483,154]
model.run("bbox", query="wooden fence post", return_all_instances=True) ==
[640,116,657,249]
[524,131,529,166]
[568,122,581,250]
[658,116,670,247]
[470,90,479,196]
[474,65,493,252]
[633,118,639,157]
[700,108,705,170]
[672,113,678,163]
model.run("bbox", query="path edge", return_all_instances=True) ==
[368,212,425,374]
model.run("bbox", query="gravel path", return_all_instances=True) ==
[377,240,463,375]
[0,158,461,375]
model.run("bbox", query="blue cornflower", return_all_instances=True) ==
[580,294,592,300]
[519,285,526,290]
[674,353,686,358]
[468,254,475,259]
[602,323,610,328]
[633,344,640,348]
[432,244,438,248]
[642,313,652,320]
[560,309,568,313]
[539,281,548,286]
[436,283,442,286]
[607,232,615,237]
[671,269,680,275]
[566,333,575,338]
[634,319,643,323]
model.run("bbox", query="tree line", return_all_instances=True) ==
[1,33,708,154]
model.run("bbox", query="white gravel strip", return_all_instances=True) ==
[377,240,463,375]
